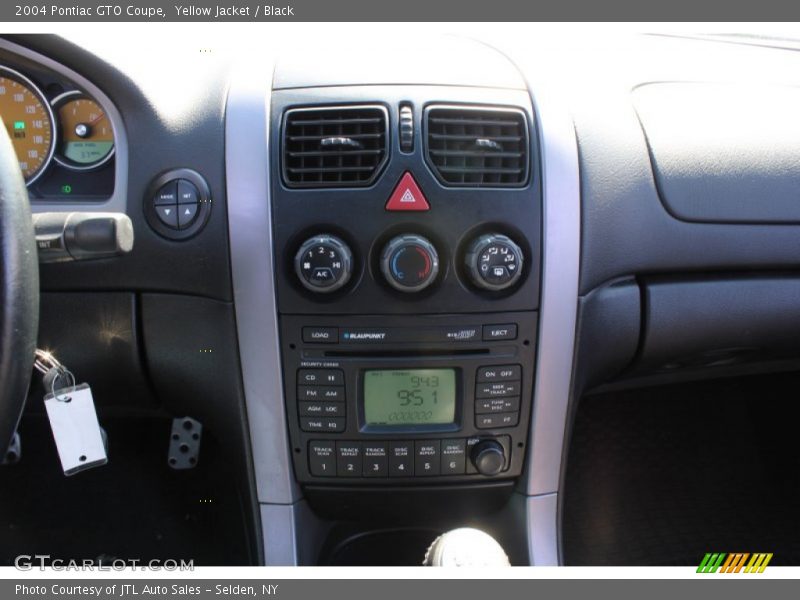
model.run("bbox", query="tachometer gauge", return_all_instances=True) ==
[0,66,56,185]
[52,91,114,171]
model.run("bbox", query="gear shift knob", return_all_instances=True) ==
[423,528,510,567]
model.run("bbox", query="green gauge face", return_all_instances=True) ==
[55,95,114,169]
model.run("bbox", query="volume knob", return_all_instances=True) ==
[470,440,506,476]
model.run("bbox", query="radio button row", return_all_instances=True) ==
[389,441,414,476]
[476,412,519,429]
[300,417,346,432]
[298,369,344,386]
[336,442,362,476]
[363,443,388,477]
[475,396,520,414]
[297,385,345,402]
[476,381,521,398]
[476,364,521,383]
[299,402,345,417]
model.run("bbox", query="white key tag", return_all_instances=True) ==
[44,383,108,476]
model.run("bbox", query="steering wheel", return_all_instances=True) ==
[0,122,39,456]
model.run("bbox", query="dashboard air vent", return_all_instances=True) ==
[426,106,529,187]
[283,105,389,188]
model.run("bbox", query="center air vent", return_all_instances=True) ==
[283,105,389,188]
[425,106,529,187]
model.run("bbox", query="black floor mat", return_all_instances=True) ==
[0,415,250,566]
[563,372,800,566]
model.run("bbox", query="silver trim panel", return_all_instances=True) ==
[0,38,128,214]
[524,80,581,562]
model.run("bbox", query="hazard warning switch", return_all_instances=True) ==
[385,172,430,211]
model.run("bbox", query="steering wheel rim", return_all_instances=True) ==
[0,120,39,455]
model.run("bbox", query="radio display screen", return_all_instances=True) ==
[363,369,456,426]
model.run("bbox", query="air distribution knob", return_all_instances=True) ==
[470,439,506,476]
[464,233,524,291]
[294,234,353,293]
[380,234,440,293]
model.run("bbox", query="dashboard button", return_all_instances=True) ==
[155,205,179,229]
[299,402,344,417]
[475,381,521,398]
[302,327,339,344]
[178,202,198,229]
[297,385,345,402]
[476,365,521,383]
[414,441,441,476]
[154,182,178,206]
[300,417,345,432]
[297,369,344,386]
[482,324,518,341]
[336,442,362,477]
[385,171,429,211]
[476,397,520,414]
[363,442,388,477]
[441,439,466,475]
[177,179,199,204]
[309,441,336,477]
[476,412,519,429]
[388,441,414,477]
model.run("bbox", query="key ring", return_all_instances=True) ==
[34,350,76,402]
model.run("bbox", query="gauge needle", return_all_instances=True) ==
[87,112,105,125]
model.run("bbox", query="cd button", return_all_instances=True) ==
[476,412,519,429]
[414,441,441,476]
[441,439,466,475]
[482,324,518,341]
[363,442,388,477]
[389,441,414,477]
[302,327,339,343]
[336,442,362,477]
[475,397,520,414]
[297,369,344,386]
[475,381,521,398]
[308,441,336,477]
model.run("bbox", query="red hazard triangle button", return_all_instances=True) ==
[385,172,430,211]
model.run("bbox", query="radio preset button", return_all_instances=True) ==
[476,381,521,398]
[309,441,336,477]
[302,327,339,344]
[297,385,345,401]
[476,364,521,383]
[297,369,344,386]
[414,441,441,476]
[482,324,518,341]
[363,443,389,477]
[389,442,414,477]
[476,397,520,414]
[300,417,346,432]
[336,442,362,477]
[476,412,519,429]
[441,439,466,475]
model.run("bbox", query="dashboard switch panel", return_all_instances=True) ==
[144,168,211,240]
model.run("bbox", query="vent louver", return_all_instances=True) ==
[426,106,529,187]
[283,105,389,188]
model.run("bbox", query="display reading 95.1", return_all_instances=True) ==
[363,369,456,426]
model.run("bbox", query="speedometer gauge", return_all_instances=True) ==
[52,91,114,170]
[0,66,56,185]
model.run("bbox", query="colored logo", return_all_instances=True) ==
[697,553,773,573]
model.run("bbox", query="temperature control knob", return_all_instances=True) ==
[465,233,524,291]
[470,439,506,476]
[380,234,440,293]
[295,234,353,293]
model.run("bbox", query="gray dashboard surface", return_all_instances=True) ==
[634,82,800,224]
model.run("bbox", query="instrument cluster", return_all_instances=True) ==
[0,63,115,200]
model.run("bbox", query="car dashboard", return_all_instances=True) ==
[2,29,800,567]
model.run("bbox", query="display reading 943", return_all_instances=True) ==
[363,369,456,426]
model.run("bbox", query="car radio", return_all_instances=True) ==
[279,312,537,484]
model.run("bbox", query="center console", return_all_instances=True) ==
[270,86,541,491]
